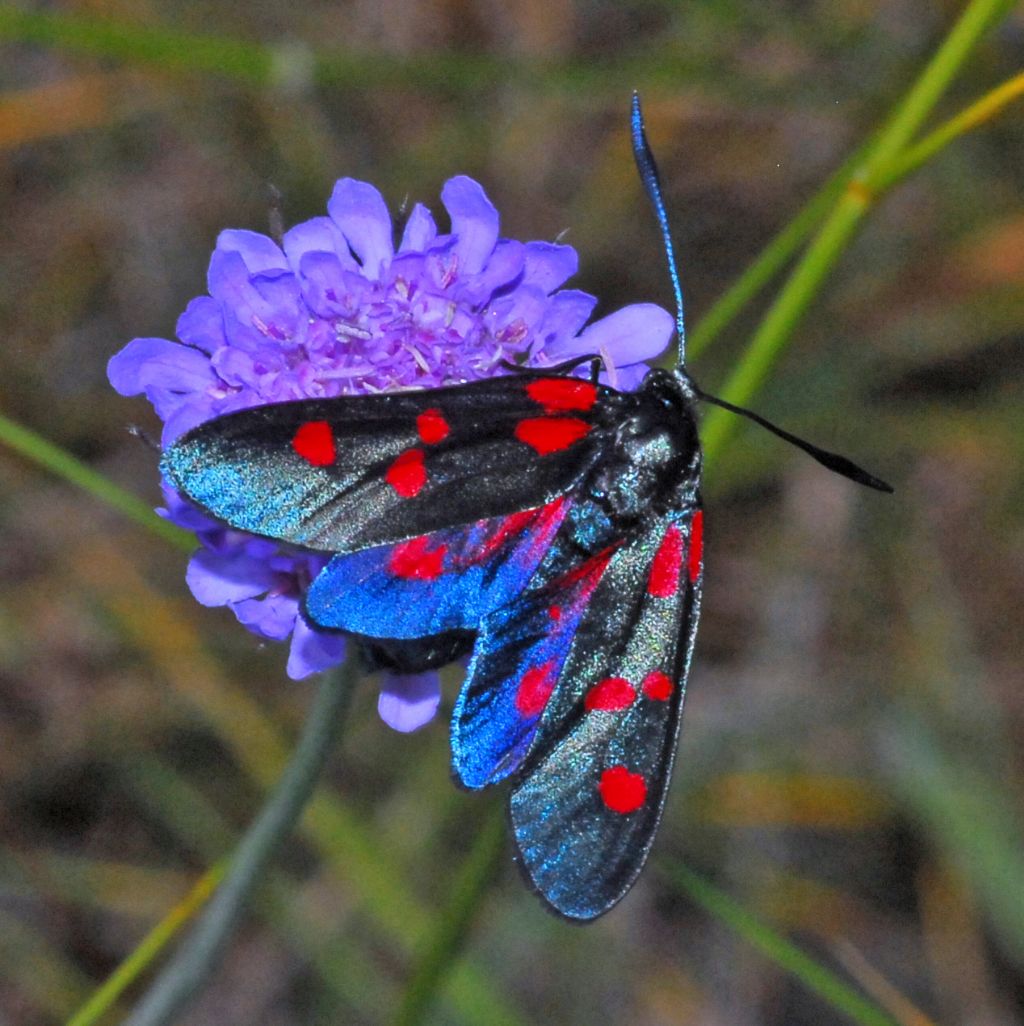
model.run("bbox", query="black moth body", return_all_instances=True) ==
[158,93,889,921]
[163,366,705,919]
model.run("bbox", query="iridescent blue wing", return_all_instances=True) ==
[508,507,704,920]
[451,540,618,788]
[161,376,613,553]
[305,498,569,637]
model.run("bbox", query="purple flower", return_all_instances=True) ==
[109,175,674,732]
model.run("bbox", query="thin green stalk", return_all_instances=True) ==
[0,411,192,551]
[662,864,900,1026]
[874,70,1024,194]
[853,0,1017,180]
[392,802,507,1026]
[123,658,357,1026]
[700,0,1017,465]
[0,7,271,83]
[0,7,710,98]
[701,195,865,464]
[65,864,227,1026]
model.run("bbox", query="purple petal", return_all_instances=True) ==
[186,548,278,607]
[570,303,674,365]
[108,338,214,397]
[208,253,303,351]
[377,672,441,732]
[456,240,524,306]
[421,238,459,291]
[216,229,288,274]
[155,398,217,444]
[286,615,347,680]
[210,347,257,388]
[206,251,257,323]
[399,203,437,253]
[442,177,499,277]
[531,290,599,356]
[283,217,354,270]
[607,361,650,391]
[297,251,355,318]
[328,179,393,280]
[487,284,550,343]
[248,271,303,343]
[522,242,578,294]
[233,592,299,640]
[176,297,226,353]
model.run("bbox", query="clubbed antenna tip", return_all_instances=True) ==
[630,92,686,364]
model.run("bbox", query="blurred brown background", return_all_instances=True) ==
[1,1,1022,1024]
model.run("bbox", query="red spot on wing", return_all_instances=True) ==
[526,378,598,412]
[556,545,617,589]
[292,420,336,466]
[387,536,447,580]
[599,765,647,814]
[647,524,683,598]
[455,498,567,571]
[514,417,591,455]
[642,671,673,701]
[548,605,562,621]
[474,508,539,561]
[416,408,449,444]
[515,661,557,717]
[386,448,427,498]
[584,677,636,712]
[688,509,704,583]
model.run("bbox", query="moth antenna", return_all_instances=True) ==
[631,91,686,365]
[127,424,161,452]
[632,94,889,492]
[694,388,894,493]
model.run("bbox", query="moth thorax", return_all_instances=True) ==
[595,412,692,520]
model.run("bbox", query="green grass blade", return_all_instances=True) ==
[873,70,1024,193]
[122,660,357,1026]
[0,7,713,97]
[883,717,1024,964]
[0,7,271,82]
[65,864,227,1026]
[661,863,900,1026]
[392,802,506,1026]
[0,410,191,550]
[700,0,1018,467]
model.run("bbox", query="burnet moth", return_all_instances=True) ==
[162,94,892,921]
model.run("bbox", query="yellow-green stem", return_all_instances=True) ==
[0,411,191,550]
[701,0,1017,468]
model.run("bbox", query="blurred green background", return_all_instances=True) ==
[1,1,1022,1024]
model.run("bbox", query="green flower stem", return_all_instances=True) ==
[856,0,1016,178]
[873,70,1024,194]
[0,411,192,551]
[123,658,357,1026]
[700,0,1017,467]
[699,193,865,465]
[392,802,507,1026]
[687,67,1024,368]
[65,863,227,1026]
[662,863,900,1026]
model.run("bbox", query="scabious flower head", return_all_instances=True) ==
[109,175,674,732]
